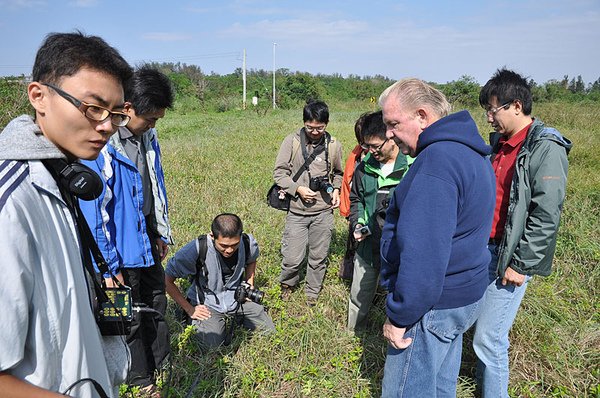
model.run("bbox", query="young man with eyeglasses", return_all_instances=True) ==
[79,66,174,395]
[0,32,132,397]
[338,113,369,280]
[273,99,344,306]
[346,110,411,331]
[473,68,572,397]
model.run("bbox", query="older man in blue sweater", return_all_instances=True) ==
[378,78,496,397]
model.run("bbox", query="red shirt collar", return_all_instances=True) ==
[499,122,532,148]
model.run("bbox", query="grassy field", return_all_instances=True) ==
[154,100,599,398]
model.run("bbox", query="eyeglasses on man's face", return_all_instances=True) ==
[361,138,388,152]
[304,124,327,133]
[484,101,512,118]
[43,83,130,127]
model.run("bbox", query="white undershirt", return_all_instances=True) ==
[380,162,394,177]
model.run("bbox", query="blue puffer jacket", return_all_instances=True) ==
[79,128,173,275]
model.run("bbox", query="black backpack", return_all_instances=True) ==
[193,233,250,304]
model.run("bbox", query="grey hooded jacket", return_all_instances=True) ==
[490,118,572,278]
[0,115,120,397]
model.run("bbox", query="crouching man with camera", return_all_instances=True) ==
[165,213,275,348]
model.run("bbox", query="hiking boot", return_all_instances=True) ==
[306,296,318,307]
[280,284,294,300]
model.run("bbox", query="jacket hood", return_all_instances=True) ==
[490,118,572,155]
[417,110,491,157]
[0,115,65,161]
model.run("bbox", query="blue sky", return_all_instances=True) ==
[1,0,599,85]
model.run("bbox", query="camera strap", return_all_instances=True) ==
[44,170,117,398]
[298,130,328,180]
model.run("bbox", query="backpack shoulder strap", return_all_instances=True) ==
[291,135,301,164]
[326,135,341,175]
[193,234,209,304]
[195,234,208,278]
[242,233,251,262]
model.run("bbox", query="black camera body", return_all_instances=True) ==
[234,281,265,304]
[96,287,133,336]
[309,175,334,194]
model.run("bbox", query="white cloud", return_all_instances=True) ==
[68,0,97,7]
[0,0,45,8]
[141,32,193,42]
[220,18,369,42]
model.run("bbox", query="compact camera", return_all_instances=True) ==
[355,224,372,237]
[234,281,265,304]
[309,176,334,194]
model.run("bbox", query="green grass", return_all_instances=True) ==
[154,101,599,397]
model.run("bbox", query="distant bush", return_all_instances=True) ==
[0,77,32,130]
[438,75,481,108]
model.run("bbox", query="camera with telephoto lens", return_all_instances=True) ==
[309,175,334,194]
[234,281,265,304]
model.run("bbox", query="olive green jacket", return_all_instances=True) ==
[491,118,572,277]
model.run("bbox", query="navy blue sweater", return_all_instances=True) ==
[380,110,496,328]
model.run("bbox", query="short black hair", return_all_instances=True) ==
[354,112,372,144]
[125,65,174,115]
[359,111,386,142]
[211,213,243,239]
[32,31,132,86]
[479,68,533,115]
[303,99,329,123]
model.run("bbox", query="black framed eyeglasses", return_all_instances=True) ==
[484,102,512,118]
[361,138,388,152]
[304,124,327,133]
[43,83,130,127]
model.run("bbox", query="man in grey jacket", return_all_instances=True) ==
[0,32,131,397]
[473,68,572,397]
[165,213,274,348]
[273,100,343,306]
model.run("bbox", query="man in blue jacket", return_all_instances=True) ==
[473,69,571,397]
[378,78,496,397]
[80,66,173,394]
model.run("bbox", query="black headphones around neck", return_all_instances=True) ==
[43,159,103,201]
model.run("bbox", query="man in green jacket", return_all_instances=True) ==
[347,110,410,331]
[473,68,572,397]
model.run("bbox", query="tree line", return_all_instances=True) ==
[2,64,599,127]
[144,63,600,111]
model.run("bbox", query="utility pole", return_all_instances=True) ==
[272,42,277,109]
[242,49,247,110]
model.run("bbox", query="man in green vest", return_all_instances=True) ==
[347,110,411,331]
